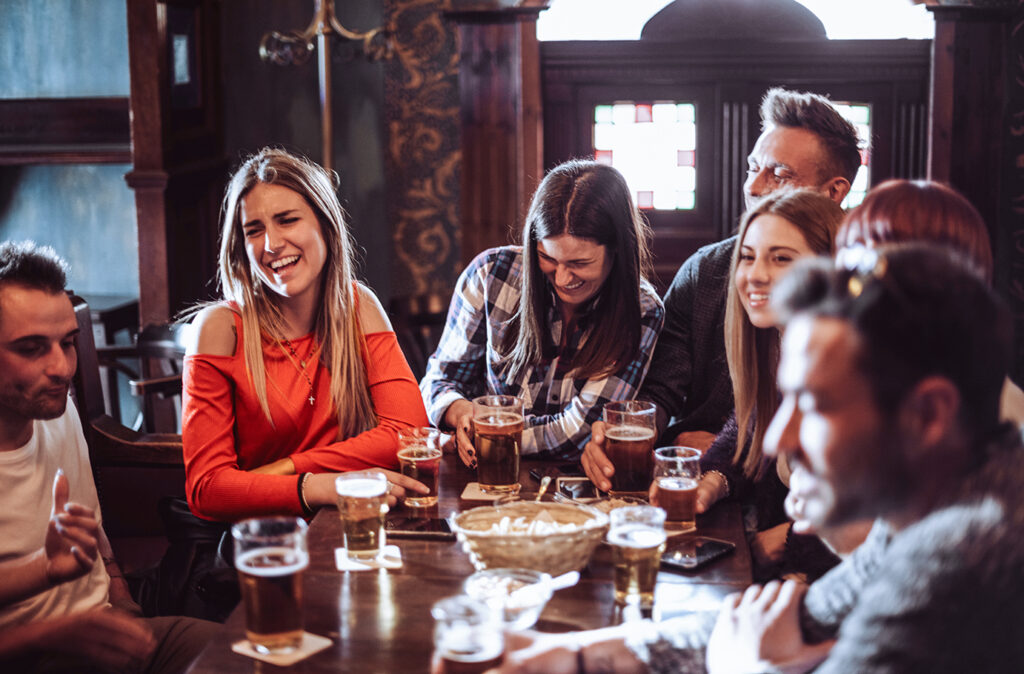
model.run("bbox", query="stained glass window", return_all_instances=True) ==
[592,101,697,211]
[833,102,872,209]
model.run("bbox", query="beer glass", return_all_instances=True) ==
[232,517,309,654]
[653,446,701,531]
[607,505,666,607]
[335,472,389,560]
[603,401,657,495]
[431,595,504,674]
[472,395,524,494]
[398,427,443,508]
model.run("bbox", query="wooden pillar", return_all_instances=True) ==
[447,2,549,267]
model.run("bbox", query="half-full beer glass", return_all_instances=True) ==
[603,401,657,495]
[335,472,389,560]
[398,427,443,508]
[472,395,524,494]
[653,446,701,532]
[608,505,666,607]
[232,517,309,654]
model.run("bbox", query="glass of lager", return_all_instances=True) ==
[603,400,657,495]
[232,517,309,654]
[398,427,443,508]
[652,446,701,532]
[335,471,389,560]
[472,395,524,494]
[431,595,504,674]
[607,505,666,608]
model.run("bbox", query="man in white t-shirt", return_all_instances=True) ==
[0,241,219,673]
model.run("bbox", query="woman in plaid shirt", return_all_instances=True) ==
[421,160,665,463]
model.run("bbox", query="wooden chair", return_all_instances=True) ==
[388,292,450,381]
[70,294,185,573]
[97,322,190,433]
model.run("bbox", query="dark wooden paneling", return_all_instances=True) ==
[0,98,130,164]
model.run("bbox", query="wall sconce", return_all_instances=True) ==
[259,0,394,169]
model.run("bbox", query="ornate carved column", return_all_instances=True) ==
[446,2,550,267]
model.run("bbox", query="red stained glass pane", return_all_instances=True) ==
[635,104,653,123]
[637,191,654,209]
[677,150,695,167]
[595,150,614,165]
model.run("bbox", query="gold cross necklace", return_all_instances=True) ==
[278,338,320,406]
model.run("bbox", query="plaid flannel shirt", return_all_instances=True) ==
[421,246,665,460]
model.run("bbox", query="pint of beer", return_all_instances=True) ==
[398,427,443,508]
[232,517,309,654]
[335,472,389,560]
[603,401,657,495]
[653,446,701,531]
[608,505,666,607]
[472,395,524,494]
[431,595,504,674]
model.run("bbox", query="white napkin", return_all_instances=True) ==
[334,544,403,571]
[230,632,332,665]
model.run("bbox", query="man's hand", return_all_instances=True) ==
[749,523,792,570]
[481,632,578,674]
[707,580,834,674]
[581,421,615,492]
[672,430,717,452]
[45,470,99,585]
[2,609,156,671]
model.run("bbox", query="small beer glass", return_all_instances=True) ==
[335,472,389,560]
[603,401,657,495]
[653,446,701,532]
[607,505,666,607]
[431,595,504,674]
[398,427,443,508]
[472,395,524,494]
[232,517,309,654]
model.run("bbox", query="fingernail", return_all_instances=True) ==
[470,461,477,469]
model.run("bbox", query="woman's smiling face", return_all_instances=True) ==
[536,233,613,313]
[735,213,816,328]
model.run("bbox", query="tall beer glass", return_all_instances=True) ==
[431,595,504,674]
[603,401,657,495]
[608,505,666,608]
[398,427,443,508]
[335,472,389,560]
[472,395,524,494]
[653,446,701,531]
[232,517,309,654]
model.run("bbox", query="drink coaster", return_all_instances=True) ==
[335,544,403,571]
[460,482,509,501]
[231,632,332,665]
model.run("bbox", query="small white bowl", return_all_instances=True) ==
[463,568,553,630]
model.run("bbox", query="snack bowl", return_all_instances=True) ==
[463,568,553,630]
[450,500,609,576]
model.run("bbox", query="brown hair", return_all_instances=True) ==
[761,88,863,187]
[837,179,992,285]
[503,160,654,380]
[215,148,375,436]
[725,189,845,478]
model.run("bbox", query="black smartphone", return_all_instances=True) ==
[556,476,598,499]
[528,463,583,482]
[661,536,736,571]
[385,516,456,541]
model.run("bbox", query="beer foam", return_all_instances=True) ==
[608,525,667,549]
[604,425,656,442]
[336,477,388,498]
[657,476,698,490]
[236,547,310,576]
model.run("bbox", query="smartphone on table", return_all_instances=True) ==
[385,516,456,541]
[661,536,736,571]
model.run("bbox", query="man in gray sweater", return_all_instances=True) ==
[491,245,1024,673]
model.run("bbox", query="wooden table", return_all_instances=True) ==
[187,455,752,672]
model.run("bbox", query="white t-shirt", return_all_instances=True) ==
[0,401,110,628]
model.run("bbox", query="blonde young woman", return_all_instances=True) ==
[691,189,843,579]
[183,148,429,522]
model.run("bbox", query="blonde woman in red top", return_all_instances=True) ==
[183,148,429,521]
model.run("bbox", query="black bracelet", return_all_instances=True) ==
[297,473,314,517]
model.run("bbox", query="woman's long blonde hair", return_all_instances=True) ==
[725,189,843,478]
[217,148,375,436]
